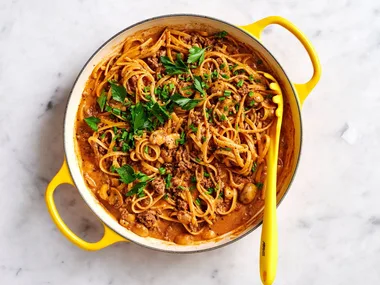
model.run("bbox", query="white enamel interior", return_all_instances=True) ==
[64,15,302,253]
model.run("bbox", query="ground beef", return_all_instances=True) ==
[147,57,159,70]
[176,198,189,211]
[161,147,176,163]
[119,208,129,220]
[237,83,250,97]
[189,111,202,124]
[177,161,188,173]
[137,210,157,229]
[151,177,165,195]
[172,176,182,187]
[201,178,214,189]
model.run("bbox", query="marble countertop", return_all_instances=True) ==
[1,0,379,284]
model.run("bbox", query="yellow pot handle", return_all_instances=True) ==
[240,16,321,106]
[45,159,128,250]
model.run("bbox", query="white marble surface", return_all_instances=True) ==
[1,0,379,284]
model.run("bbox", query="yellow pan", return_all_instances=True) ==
[46,15,321,253]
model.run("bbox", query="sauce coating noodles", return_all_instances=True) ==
[76,28,289,244]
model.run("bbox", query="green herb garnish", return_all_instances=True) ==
[195,198,201,206]
[165,173,172,189]
[97,91,107,112]
[187,46,206,65]
[160,54,188,75]
[84,116,100,131]
[158,167,166,175]
[256,182,264,190]
[237,80,244,87]
[215,31,228,39]
[109,80,127,103]
[193,76,207,96]
[252,162,258,172]
[206,188,214,195]
[176,131,186,145]
[171,93,201,110]
[204,172,210,178]
[189,124,198,133]
[224,90,232,96]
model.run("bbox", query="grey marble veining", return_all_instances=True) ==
[1,0,380,284]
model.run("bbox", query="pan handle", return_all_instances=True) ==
[45,159,128,250]
[240,16,321,106]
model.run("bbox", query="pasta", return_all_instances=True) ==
[75,28,285,244]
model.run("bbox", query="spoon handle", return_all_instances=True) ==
[259,164,278,285]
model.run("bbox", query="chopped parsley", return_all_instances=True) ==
[191,176,197,183]
[97,91,107,112]
[192,76,208,96]
[195,198,201,206]
[115,164,139,184]
[84,116,100,131]
[221,74,229,79]
[220,114,227,121]
[215,30,228,39]
[165,173,172,189]
[158,167,166,175]
[252,162,258,172]
[237,80,244,87]
[178,186,185,191]
[189,124,198,133]
[257,59,263,65]
[144,146,149,154]
[256,182,264,190]
[109,80,127,103]
[224,90,232,96]
[204,172,210,178]
[176,131,186,145]
[218,97,226,101]
[187,46,206,65]
[249,91,254,97]
[160,54,188,75]
[171,93,201,110]
[206,188,214,195]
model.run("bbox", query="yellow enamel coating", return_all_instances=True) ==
[240,16,322,107]
[240,16,321,284]
[45,160,128,250]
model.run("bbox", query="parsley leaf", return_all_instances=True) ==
[115,165,136,184]
[126,181,147,197]
[195,198,201,206]
[215,31,228,39]
[97,91,107,112]
[193,76,207,96]
[109,80,127,103]
[131,103,147,132]
[171,93,201,110]
[187,46,206,65]
[151,102,170,124]
[160,54,188,75]
[256,182,264,190]
[84,116,100,131]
